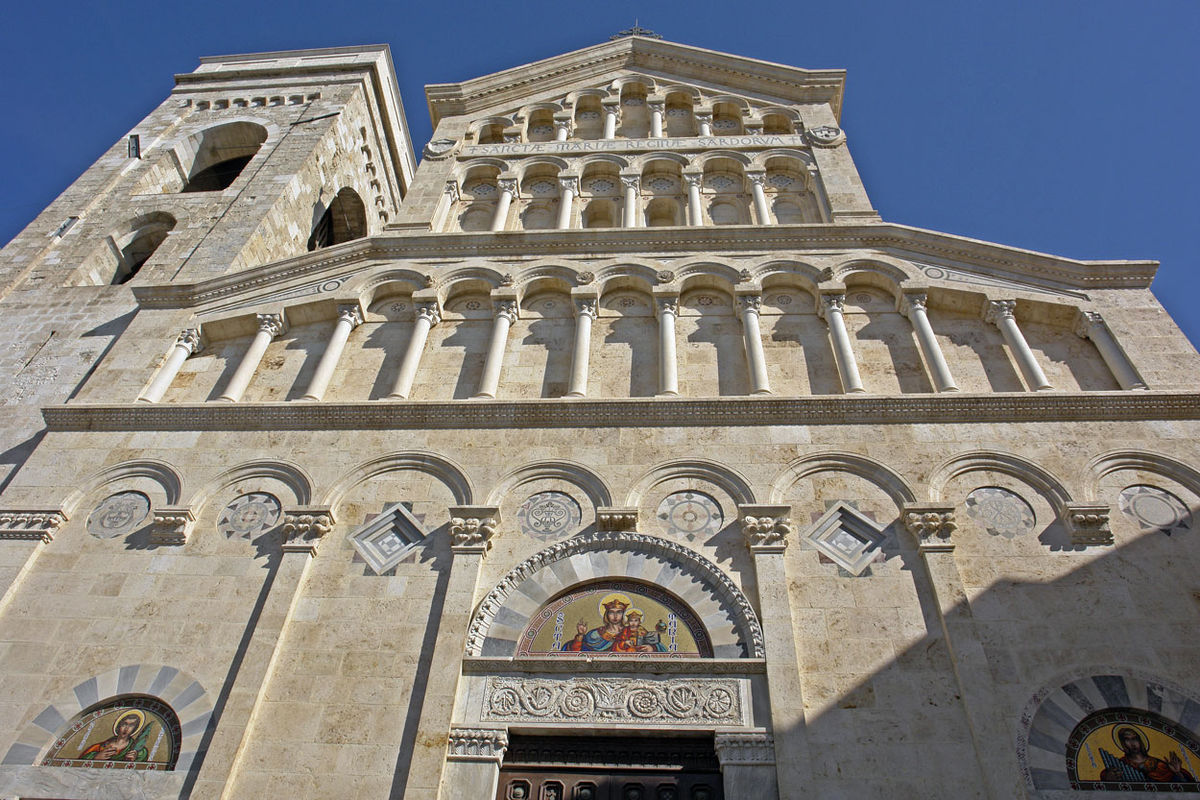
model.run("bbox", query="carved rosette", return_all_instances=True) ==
[596,507,638,532]
[281,506,335,554]
[656,270,676,284]
[482,676,745,726]
[148,507,195,546]
[714,732,776,766]
[0,509,67,543]
[902,504,957,552]
[446,727,508,763]
[575,271,595,285]
[1065,503,1113,546]
[450,505,501,554]
[739,506,793,553]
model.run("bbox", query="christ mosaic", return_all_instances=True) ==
[517,581,712,657]
[42,696,180,771]
[1067,708,1200,791]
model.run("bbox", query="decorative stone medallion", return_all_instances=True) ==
[217,492,281,540]
[657,491,724,541]
[1119,485,1192,536]
[86,491,150,539]
[965,487,1036,538]
[646,177,678,193]
[422,138,458,159]
[516,491,582,541]
[806,125,845,147]
[482,676,745,726]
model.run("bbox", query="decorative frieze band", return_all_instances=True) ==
[446,727,508,763]
[0,510,67,543]
[481,676,746,726]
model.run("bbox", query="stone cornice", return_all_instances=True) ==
[41,392,1200,432]
[425,36,846,125]
[129,223,1157,310]
[461,657,767,675]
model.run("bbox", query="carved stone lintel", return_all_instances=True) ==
[738,504,793,552]
[148,507,195,546]
[450,505,501,553]
[446,727,508,763]
[596,507,638,532]
[1065,503,1113,546]
[0,509,67,543]
[983,299,1017,326]
[714,731,776,766]
[174,328,204,356]
[902,503,957,552]
[256,313,287,339]
[281,506,335,555]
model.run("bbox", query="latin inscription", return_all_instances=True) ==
[463,134,806,157]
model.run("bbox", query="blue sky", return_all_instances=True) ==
[2,1,1197,348]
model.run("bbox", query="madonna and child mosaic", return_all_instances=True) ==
[42,697,180,771]
[1067,708,1200,791]
[518,581,712,657]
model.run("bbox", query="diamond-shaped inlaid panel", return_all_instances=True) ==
[349,502,431,574]
[803,501,887,576]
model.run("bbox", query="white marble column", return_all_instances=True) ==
[388,302,441,399]
[655,294,680,396]
[621,175,641,227]
[474,299,518,399]
[684,173,704,226]
[696,111,713,136]
[556,176,578,230]
[300,304,363,402]
[489,178,517,232]
[747,171,772,224]
[984,300,1053,391]
[602,100,620,140]
[566,297,598,397]
[217,313,285,403]
[1075,310,1147,390]
[818,293,865,393]
[553,118,571,142]
[738,294,772,394]
[138,328,203,403]
[649,101,665,137]
[901,292,958,393]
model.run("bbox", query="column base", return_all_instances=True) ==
[385,393,407,400]
[751,389,773,396]
[656,391,679,397]
[937,386,961,393]
[471,393,496,400]
[214,396,236,403]
[298,395,320,402]
[564,392,585,398]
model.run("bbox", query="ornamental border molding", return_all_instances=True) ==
[464,530,765,659]
[0,510,67,543]
[480,675,746,727]
[43,393,1200,433]
[128,223,1157,309]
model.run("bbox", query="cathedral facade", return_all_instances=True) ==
[0,36,1198,800]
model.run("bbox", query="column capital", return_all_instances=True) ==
[174,328,205,356]
[1074,309,1105,339]
[647,99,665,114]
[443,179,461,203]
[553,118,573,136]
[745,169,767,187]
[281,506,335,555]
[0,509,68,543]
[415,302,442,326]
[148,507,195,546]
[491,299,519,324]
[255,313,287,338]
[982,299,1017,325]
[557,175,580,195]
[899,291,928,317]
[694,111,713,124]
[902,504,957,552]
[449,506,501,554]
[596,507,639,532]
[738,504,793,553]
[336,304,364,328]
[817,291,845,319]
[446,727,509,764]
[620,173,641,190]
[574,297,598,319]
[654,293,679,318]
[1064,503,1113,547]
[714,731,776,767]
[683,171,704,188]
[496,177,519,197]
[738,294,763,315]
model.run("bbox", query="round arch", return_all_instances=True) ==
[184,459,314,513]
[627,459,757,508]
[322,451,474,510]
[770,452,916,508]
[484,459,613,509]
[465,531,764,659]
[1084,449,1200,502]
[62,459,184,517]
[928,450,1073,512]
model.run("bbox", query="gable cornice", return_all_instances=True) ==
[425,37,846,126]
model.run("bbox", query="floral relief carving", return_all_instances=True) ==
[482,676,744,726]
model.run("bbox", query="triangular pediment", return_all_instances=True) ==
[425,36,845,126]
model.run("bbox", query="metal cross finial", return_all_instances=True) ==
[611,20,662,40]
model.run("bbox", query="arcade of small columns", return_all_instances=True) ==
[468,81,800,146]
[448,152,820,232]
[137,285,1146,404]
